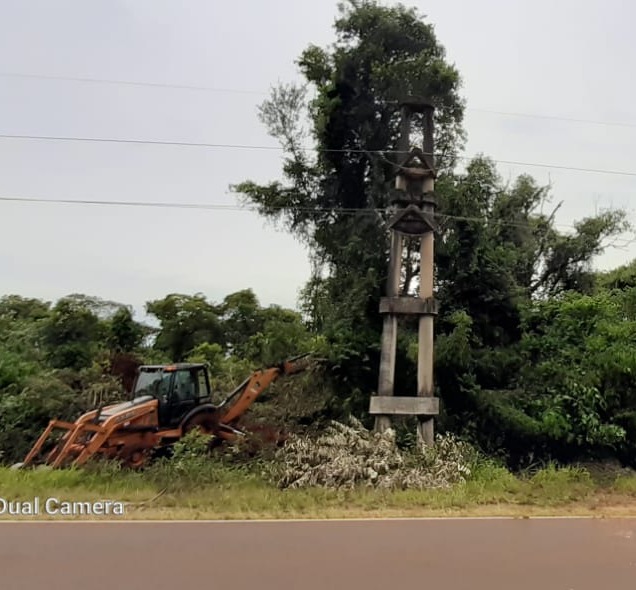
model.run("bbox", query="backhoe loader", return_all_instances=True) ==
[17,353,312,469]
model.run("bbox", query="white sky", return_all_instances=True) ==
[1,0,635,322]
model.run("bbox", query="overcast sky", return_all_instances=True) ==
[1,0,635,322]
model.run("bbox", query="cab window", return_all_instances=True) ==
[172,369,198,403]
[197,370,209,400]
[134,371,172,402]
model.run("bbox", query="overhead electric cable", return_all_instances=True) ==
[2,71,635,129]
[1,195,634,246]
[1,132,635,178]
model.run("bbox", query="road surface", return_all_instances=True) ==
[1,518,635,589]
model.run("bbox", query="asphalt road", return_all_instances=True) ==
[1,518,636,589]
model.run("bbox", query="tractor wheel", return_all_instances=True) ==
[181,411,222,451]
[182,411,218,436]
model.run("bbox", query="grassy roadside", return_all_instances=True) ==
[1,461,636,520]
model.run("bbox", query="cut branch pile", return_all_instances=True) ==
[268,417,474,490]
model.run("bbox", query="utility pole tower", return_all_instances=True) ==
[369,96,439,447]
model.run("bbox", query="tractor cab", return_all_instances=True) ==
[131,363,213,428]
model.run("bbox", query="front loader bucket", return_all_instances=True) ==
[22,419,107,468]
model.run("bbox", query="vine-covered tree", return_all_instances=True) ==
[233,0,466,406]
[232,0,631,462]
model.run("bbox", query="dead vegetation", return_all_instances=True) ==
[266,417,475,491]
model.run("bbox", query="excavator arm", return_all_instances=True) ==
[215,353,312,427]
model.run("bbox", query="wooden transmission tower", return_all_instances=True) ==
[369,96,439,446]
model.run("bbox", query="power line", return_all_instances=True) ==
[0,71,267,95]
[1,195,634,246]
[3,195,633,284]
[0,195,278,211]
[467,108,636,129]
[2,70,635,130]
[1,132,636,178]
[0,133,285,152]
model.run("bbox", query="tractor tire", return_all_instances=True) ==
[181,410,223,451]
[182,410,218,436]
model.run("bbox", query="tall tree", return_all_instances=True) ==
[41,296,103,371]
[219,289,265,356]
[232,0,465,408]
[107,306,146,354]
[146,293,224,361]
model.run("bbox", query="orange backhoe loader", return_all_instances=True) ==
[17,353,312,469]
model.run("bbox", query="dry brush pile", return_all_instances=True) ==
[265,417,476,491]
